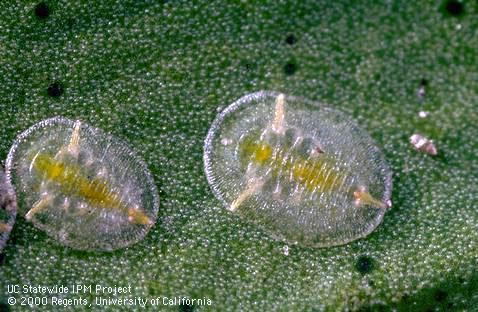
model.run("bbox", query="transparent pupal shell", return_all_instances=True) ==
[204,91,392,248]
[6,117,159,251]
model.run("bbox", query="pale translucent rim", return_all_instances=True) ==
[0,171,17,251]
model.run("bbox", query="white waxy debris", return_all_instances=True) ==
[282,245,289,256]
[410,133,437,155]
[418,111,429,118]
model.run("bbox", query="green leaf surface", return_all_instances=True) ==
[1,1,477,311]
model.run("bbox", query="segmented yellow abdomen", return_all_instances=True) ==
[33,154,120,207]
[240,139,346,195]
[290,157,346,193]
[33,153,150,225]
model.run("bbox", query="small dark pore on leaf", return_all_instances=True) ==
[34,2,50,19]
[283,62,297,76]
[47,82,64,97]
[0,302,11,312]
[355,255,375,274]
[442,0,465,16]
[285,34,297,45]
[434,289,448,302]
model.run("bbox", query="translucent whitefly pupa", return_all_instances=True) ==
[204,91,392,248]
[5,117,159,251]
[0,169,17,252]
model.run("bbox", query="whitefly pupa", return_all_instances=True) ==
[0,168,17,252]
[5,117,159,251]
[204,91,392,248]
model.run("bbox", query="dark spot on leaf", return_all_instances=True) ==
[285,34,297,45]
[0,302,10,312]
[434,289,448,302]
[355,255,375,274]
[283,62,297,76]
[34,2,50,19]
[443,0,464,16]
[420,78,429,86]
[47,82,64,97]
[178,304,194,312]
